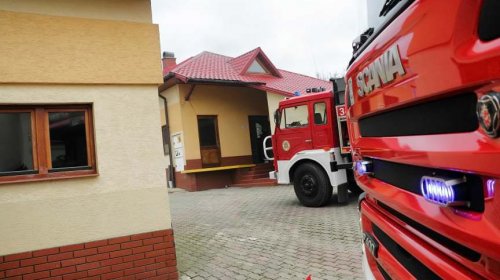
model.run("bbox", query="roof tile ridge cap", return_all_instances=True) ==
[228,47,260,63]
[201,51,233,59]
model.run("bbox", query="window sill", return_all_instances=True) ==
[0,169,98,185]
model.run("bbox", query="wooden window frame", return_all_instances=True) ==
[0,105,97,185]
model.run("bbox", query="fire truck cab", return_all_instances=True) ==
[265,89,360,207]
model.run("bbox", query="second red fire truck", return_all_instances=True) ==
[264,82,360,207]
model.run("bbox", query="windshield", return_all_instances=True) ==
[352,0,412,56]
[366,0,390,31]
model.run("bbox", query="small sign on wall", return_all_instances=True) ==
[171,132,185,172]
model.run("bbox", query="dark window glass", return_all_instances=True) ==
[198,117,217,147]
[161,125,169,155]
[0,112,34,173]
[336,91,346,105]
[49,111,88,169]
[314,102,327,125]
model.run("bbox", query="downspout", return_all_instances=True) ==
[159,93,176,188]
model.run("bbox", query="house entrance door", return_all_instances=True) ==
[197,116,221,168]
[248,116,271,164]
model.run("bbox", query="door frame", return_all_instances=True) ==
[197,115,221,168]
[274,102,313,161]
[248,115,271,164]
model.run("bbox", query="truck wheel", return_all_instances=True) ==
[347,169,363,195]
[293,163,332,207]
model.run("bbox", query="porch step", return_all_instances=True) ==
[230,178,277,188]
[232,163,276,187]
[234,177,276,184]
[236,170,271,180]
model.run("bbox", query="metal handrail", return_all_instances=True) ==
[263,135,274,160]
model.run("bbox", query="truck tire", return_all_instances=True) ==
[293,163,332,207]
[347,169,363,196]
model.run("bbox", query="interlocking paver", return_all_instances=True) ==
[170,185,363,280]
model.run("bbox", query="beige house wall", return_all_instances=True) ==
[161,85,269,162]
[0,0,152,23]
[266,91,286,134]
[0,85,171,256]
[0,0,171,256]
[162,85,183,136]
[0,9,162,85]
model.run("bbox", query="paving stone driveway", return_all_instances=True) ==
[169,185,363,280]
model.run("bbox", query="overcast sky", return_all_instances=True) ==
[151,0,367,79]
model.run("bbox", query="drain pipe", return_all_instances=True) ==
[159,93,176,188]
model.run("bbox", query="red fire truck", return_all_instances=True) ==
[345,0,500,279]
[264,83,361,207]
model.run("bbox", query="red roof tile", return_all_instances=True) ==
[165,48,331,96]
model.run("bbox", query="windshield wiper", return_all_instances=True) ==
[379,0,402,16]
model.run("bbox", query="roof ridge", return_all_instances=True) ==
[169,55,196,72]
[228,47,260,62]
[200,51,233,59]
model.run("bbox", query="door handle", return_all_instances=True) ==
[305,139,312,143]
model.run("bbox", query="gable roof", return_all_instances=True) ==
[163,48,331,96]
[228,47,282,77]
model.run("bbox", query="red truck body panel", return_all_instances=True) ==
[273,92,338,162]
[346,0,500,279]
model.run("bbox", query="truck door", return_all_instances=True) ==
[311,100,333,149]
[275,103,312,160]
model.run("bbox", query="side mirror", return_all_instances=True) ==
[352,27,374,53]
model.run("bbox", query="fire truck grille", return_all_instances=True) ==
[378,202,481,262]
[372,224,441,280]
[377,262,392,280]
[371,159,485,212]
[358,93,477,137]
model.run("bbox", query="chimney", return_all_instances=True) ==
[162,51,176,75]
